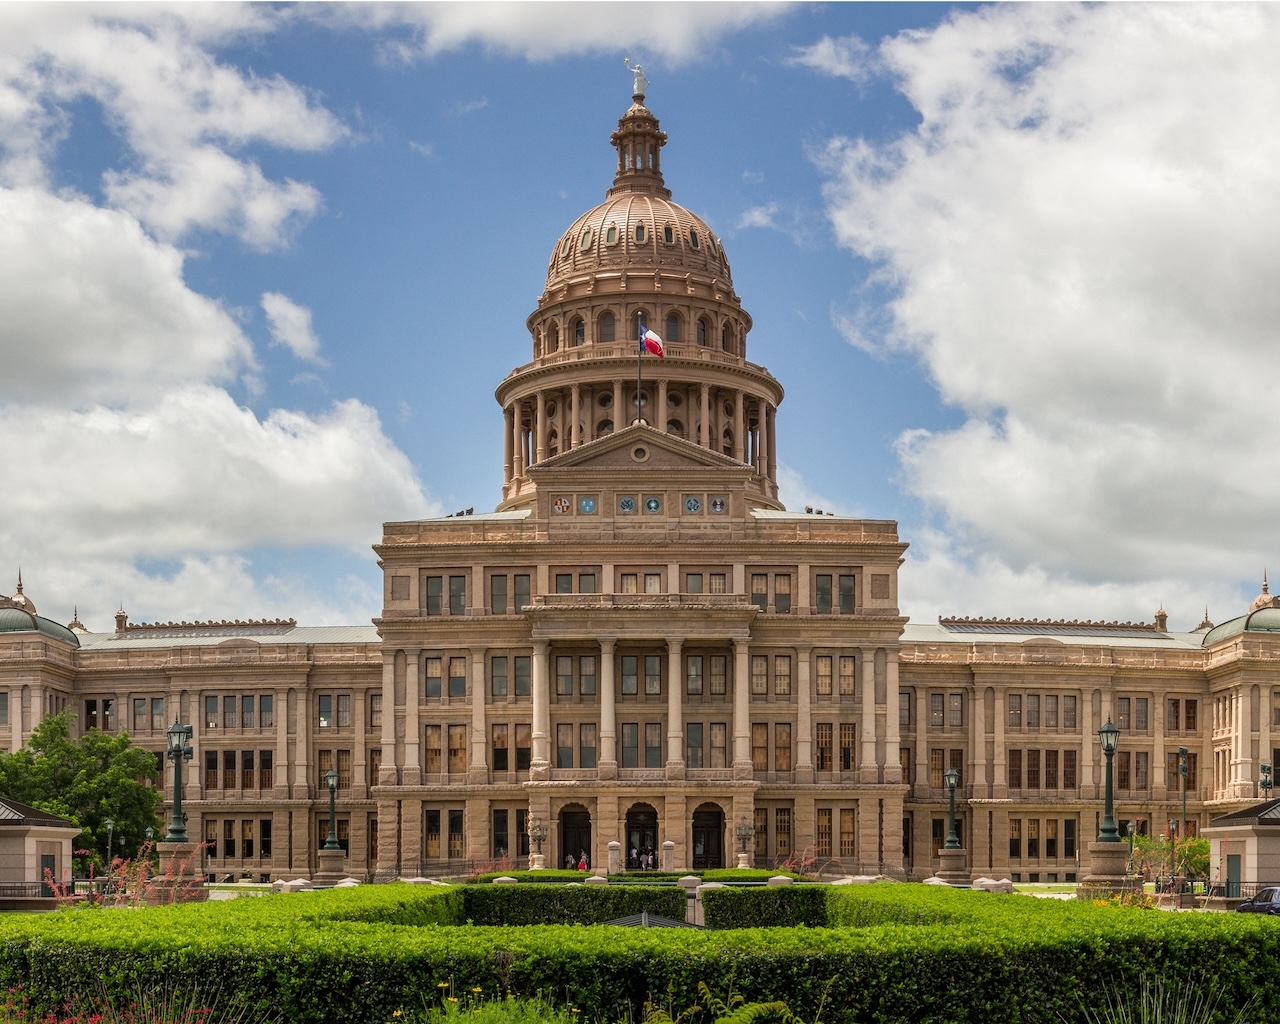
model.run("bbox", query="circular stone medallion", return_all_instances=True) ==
[578,496,597,514]
[619,496,636,513]
[644,496,662,514]
[710,497,727,514]
[552,496,571,514]
[684,496,701,513]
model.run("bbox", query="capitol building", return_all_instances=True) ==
[3,80,1278,884]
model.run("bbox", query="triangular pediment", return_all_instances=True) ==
[532,424,746,472]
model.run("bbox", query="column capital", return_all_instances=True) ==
[599,636,617,654]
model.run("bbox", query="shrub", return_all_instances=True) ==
[460,884,686,925]
[701,885,830,929]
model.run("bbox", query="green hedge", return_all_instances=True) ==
[461,884,686,925]
[1,883,1278,1024]
[468,868,796,884]
[700,885,829,928]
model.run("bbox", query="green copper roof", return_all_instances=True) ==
[1202,606,1280,647]
[0,606,80,646]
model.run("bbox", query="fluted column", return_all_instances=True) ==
[666,638,684,779]
[535,391,548,463]
[700,383,710,448]
[599,639,617,779]
[734,390,745,463]
[795,645,813,783]
[531,641,550,779]
[503,406,514,489]
[570,383,581,450]
[733,639,752,779]
[403,651,421,785]
[469,647,488,783]
[860,651,877,783]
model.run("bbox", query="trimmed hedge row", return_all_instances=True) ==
[461,884,685,925]
[469,868,796,884]
[700,885,829,928]
[1,884,1278,1024]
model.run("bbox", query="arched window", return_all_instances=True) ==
[663,225,674,244]
[697,319,707,346]
[606,225,618,245]
[721,325,731,353]
[548,429,559,458]
[689,229,700,249]
[667,419,685,438]
[574,319,585,346]
[549,324,560,352]
[600,313,616,343]
[665,314,680,344]
[597,419,614,435]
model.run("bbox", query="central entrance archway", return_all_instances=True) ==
[559,804,591,869]
[625,803,659,869]
[692,803,725,869]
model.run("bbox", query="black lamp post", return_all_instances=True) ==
[944,766,961,849]
[322,767,341,851]
[1097,718,1121,842]
[734,817,753,859]
[528,816,548,857]
[104,817,115,886]
[1262,762,1274,799]
[163,721,193,842]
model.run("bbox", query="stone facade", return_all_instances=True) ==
[2,86,1279,884]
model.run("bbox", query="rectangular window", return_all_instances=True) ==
[948,693,963,728]
[1117,697,1131,730]
[368,748,381,783]
[644,655,661,695]
[775,808,792,858]
[579,723,597,769]
[1185,700,1197,731]
[1116,752,1131,790]
[621,723,639,768]
[492,724,509,771]
[133,698,147,731]
[223,697,236,730]
[949,748,964,784]
[774,655,792,695]
[515,724,531,770]
[225,819,236,859]
[423,575,442,615]
[425,810,441,859]
[621,573,638,594]
[1135,750,1149,790]
[260,750,273,789]
[643,572,661,594]
[224,749,237,789]
[447,725,466,773]
[752,723,769,771]
[774,723,792,771]
[514,656,530,696]
[686,573,703,593]
[930,693,945,728]
[1167,698,1180,732]
[317,694,333,729]
[816,808,832,857]
[1044,749,1059,789]
[1045,695,1058,728]
[1028,819,1040,860]
[152,696,166,731]
[840,808,856,858]
[1064,819,1076,859]
[337,694,352,728]
[1026,749,1040,789]
[423,657,442,699]
[448,809,464,859]
[930,748,944,789]
[1008,748,1023,789]
[205,695,219,729]
[840,723,856,772]
[364,693,382,732]
[514,574,530,610]
[839,574,855,614]
[516,809,528,857]
[205,750,218,789]
[751,655,768,695]
[774,574,791,614]
[579,573,597,593]
[687,722,704,769]
[899,691,912,728]
[555,573,572,594]
[337,749,352,790]
[815,575,832,614]
[316,749,333,791]
[580,656,596,695]
[448,657,467,698]
[260,695,272,729]
[556,655,574,696]
[709,656,727,695]
[1135,697,1148,732]
[839,656,856,696]
[1063,749,1078,789]
[261,818,273,858]
[686,655,703,695]
[1064,695,1078,730]
[1026,694,1040,729]
[1007,694,1022,729]
[491,574,508,614]
[242,696,254,729]
[241,750,255,790]
[644,722,662,768]
[816,656,833,696]
[1009,818,1021,860]
[556,723,573,768]
[754,808,768,857]
[901,747,913,785]
[709,573,726,594]
[621,656,638,695]
[205,819,218,859]
[816,723,833,771]
[424,725,442,774]
[710,722,727,768]
[449,575,465,615]
[1046,818,1058,859]
[493,809,508,859]
[751,574,768,611]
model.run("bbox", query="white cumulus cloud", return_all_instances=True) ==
[262,292,324,365]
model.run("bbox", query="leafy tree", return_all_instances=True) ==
[0,710,163,872]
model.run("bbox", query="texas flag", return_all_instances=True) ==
[639,327,665,357]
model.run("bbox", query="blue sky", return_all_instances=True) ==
[3,3,1278,632]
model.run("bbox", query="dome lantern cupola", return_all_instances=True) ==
[609,64,669,199]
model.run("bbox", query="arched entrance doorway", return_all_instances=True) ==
[559,804,591,869]
[625,803,659,869]
[692,803,725,869]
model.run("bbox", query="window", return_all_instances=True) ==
[839,575,855,614]
[492,724,509,771]
[949,748,964,785]
[423,575,442,615]
[1117,697,1131,730]
[1167,698,1181,732]
[1026,695,1040,729]
[580,723,597,768]
[514,575,530,610]
[754,808,768,855]
[929,748,944,788]
[337,749,352,790]
[580,656,597,695]
[621,573,638,594]
[574,319,585,346]
[930,694,944,728]
[1046,818,1058,859]
[1135,751,1149,790]
[1063,749,1078,789]
[425,810,441,859]
[687,723,704,768]
[600,312,615,341]
[318,695,333,729]
[900,691,912,727]
[686,573,703,593]
[1185,700,1198,731]
[645,655,661,695]
[687,655,703,695]
[205,750,218,789]
[816,723,833,771]
[556,573,572,594]
[774,574,791,613]
[751,574,768,611]
[224,749,237,789]
[152,696,166,731]
[491,575,507,614]
[840,809,856,858]
[1045,695,1058,728]
[1135,698,1148,732]
[663,225,674,244]
[557,655,573,696]
[133,698,147,731]
[697,319,707,346]
[225,820,236,859]
[1026,749,1040,789]
[816,575,832,614]
[205,819,218,859]
[515,724,531,770]
[665,313,680,343]
[774,655,792,695]
[260,750,273,790]
[1117,751,1131,789]
[622,656,638,695]
[839,656,856,696]
[1045,749,1059,789]
[556,723,573,768]
[621,723,639,768]
[1007,694,1022,729]
[224,697,236,730]
[337,694,352,728]
[775,809,792,858]
[644,573,661,594]
[448,725,467,773]
[900,747,913,785]
[368,749,380,784]
[709,573,726,594]
[817,656,833,696]
[752,723,769,771]
[710,723,727,768]
[493,809,509,859]
[421,657,440,699]
[644,722,662,768]
[491,657,509,697]
[710,656,727,695]
[1009,818,1022,859]
[580,573,597,593]
[816,808,833,857]
[1064,695,1078,730]
[774,723,792,771]
[1064,820,1076,859]
[1028,819,1040,859]
[948,694,963,728]
[242,696,255,729]
[751,655,768,695]
[840,724,856,772]
[1008,749,1023,789]
[448,657,467,698]
[424,726,442,774]
[260,695,272,729]
[515,656,531,696]
[448,576,465,615]
[242,750,255,790]
[448,810,464,859]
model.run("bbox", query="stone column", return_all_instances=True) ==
[657,379,668,431]
[613,380,624,427]
[570,383,581,450]
[1154,691,1167,796]
[402,651,421,786]
[733,639,752,779]
[766,405,777,486]
[535,391,548,463]
[666,638,685,780]
[511,403,524,483]
[379,656,397,785]
[860,652,877,783]
[758,402,770,480]
[294,689,311,798]
[700,383,711,448]
[353,684,367,792]
[599,639,617,779]
[795,645,813,784]
[914,686,927,796]
[469,647,488,784]
[993,684,1008,799]
[503,406,514,490]
[734,390,745,463]
[884,652,902,784]
[531,641,550,780]
[275,687,290,798]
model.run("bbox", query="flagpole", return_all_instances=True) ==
[636,312,643,426]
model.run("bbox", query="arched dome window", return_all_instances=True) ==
[722,428,734,456]
[667,419,685,438]
[721,325,731,354]
[574,319,585,346]
[697,318,708,346]
[548,429,559,457]
[689,228,700,249]
[663,225,674,244]
[599,312,616,343]
[635,224,646,243]
[606,224,618,245]
[579,227,593,250]
[597,419,614,435]
[549,324,560,352]
[665,314,681,344]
